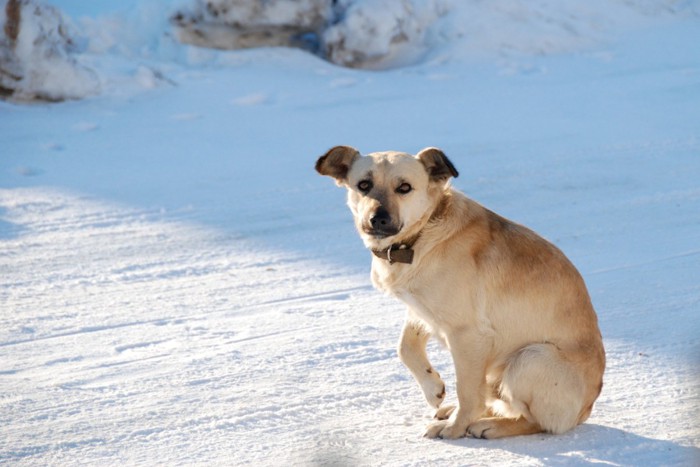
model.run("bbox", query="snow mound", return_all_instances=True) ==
[171,0,447,69]
[323,0,446,69]
[171,0,334,53]
[0,0,99,102]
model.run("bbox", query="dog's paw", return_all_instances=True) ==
[420,370,446,408]
[423,419,468,440]
[434,404,455,420]
[467,419,496,439]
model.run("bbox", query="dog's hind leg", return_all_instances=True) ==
[469,342,594,439]
[468,416,543,439]
[397,319,446,409]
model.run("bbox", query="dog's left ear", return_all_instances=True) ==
[315,145,360,185]
[416,147,459,182]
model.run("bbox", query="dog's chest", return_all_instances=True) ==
[372,259,463,333]
[396,288,432,318]
[372,263,443,328]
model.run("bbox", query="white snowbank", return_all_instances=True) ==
[0,0,99,101]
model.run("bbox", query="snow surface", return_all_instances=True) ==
[1,1,700,465]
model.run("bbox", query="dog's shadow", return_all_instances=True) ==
[442,424,699,465]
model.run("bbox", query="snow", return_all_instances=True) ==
[1,0,700,465]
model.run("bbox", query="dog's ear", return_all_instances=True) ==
[315,146,360,185]
[416,147,459,182]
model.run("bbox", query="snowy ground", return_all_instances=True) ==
[2,1,700,465]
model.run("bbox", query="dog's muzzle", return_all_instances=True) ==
[363,207,400,238]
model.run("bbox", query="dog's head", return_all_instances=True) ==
[315,146,458,250]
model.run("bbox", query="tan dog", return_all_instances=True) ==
[315,146,605,439]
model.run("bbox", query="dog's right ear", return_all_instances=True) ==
[315,146,360,185]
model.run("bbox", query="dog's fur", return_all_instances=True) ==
[316,146,605,439]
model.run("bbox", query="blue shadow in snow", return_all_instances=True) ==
[439,423,699,466]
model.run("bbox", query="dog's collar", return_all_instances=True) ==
[372,243,414,265]
[371,233,421,265]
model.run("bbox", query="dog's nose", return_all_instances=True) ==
[370,208,391,228]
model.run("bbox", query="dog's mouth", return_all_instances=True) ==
[362,224,401,239]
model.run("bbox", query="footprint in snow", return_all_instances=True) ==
[114,340,165,354]
[73,121,99,132]
[426,73,455,81]
[41,142,65,151]
[329,77,358,88]
[17,166,42,177]
[171,112,202,121]
[232,92,270,106]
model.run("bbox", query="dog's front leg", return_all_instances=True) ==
[423,330,488,439]
[397,319,446,409]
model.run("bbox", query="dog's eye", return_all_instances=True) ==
[396,183,412,194]
[357,180,373,192]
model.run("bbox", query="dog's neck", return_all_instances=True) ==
[370,193,452,265]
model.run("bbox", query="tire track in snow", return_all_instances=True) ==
[0,319,175,348]
[0,285,371,348]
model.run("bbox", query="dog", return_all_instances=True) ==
[315,146,605,439]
